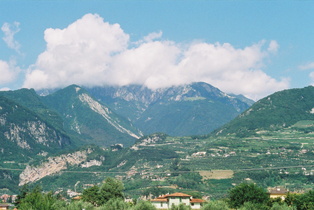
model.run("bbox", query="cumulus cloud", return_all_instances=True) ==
[0,59,20,85]
[24,13,129,89]
[1,22,21,53]
[23,13,288,100]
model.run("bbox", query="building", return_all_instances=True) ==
[150,192,205,209]
[0,194,10,203]
[268,187,289,200]
[0,204,10,210]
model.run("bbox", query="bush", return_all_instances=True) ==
[270,202,296,210]
[238,202,269,210]
[170,203,191,210]
[131,200,157,210]
[202,200,229,210]
[100,198,130,210]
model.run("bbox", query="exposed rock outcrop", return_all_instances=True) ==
[19,148,100,186]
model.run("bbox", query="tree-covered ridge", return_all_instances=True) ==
[41,85,141,147]
[215,86,314,136]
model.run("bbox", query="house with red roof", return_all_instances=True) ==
[150,192,205,209]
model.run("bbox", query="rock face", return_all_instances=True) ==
[86,82,252,136]
[78,92,140,139]
[19,148,100,185]
[0,95,71,161]
[4,121,67,149]
[42,85,141,147]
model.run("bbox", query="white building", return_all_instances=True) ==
[150,192,205,209]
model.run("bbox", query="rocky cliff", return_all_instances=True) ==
[19,148,103,185]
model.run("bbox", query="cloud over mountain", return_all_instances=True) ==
[0,59,20,88]
[23,13,289,100]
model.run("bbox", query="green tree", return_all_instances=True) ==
[15,184,31,208]
[270,202,296,210]
[100,198,130,210]
[238,202,269,210]
[82,185,101,206]
[285,190,314,210]
[57,200,94,210]
[131,200,156,210]
[82,177,124,206]
[201,200,229,210]
[170,203,191,210]
[228,183,270,209]
[17,186,58,210]
[100,177,124,202]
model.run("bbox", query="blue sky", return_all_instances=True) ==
[0,1,314,100]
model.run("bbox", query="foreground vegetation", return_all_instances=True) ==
[14,179,314,210]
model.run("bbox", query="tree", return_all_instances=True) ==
[16,185,58,210]
[131,200,157,210]
[201,200,229,210]
[82,185,101,206]
[270,202,296,210]
[228,183,270,209]
[238,202,269,210]
[82,177,124,206]
[285,190,314,210]
[100,198,130,210]
[15,184,31,208]
[170,203,191,210]
[100,177,124,202]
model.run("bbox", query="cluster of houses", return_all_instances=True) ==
[0,194,17,210]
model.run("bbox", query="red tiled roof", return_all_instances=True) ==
[164,193,191,197]
[190,198,206,203]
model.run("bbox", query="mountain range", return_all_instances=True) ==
[85,82,253,136]
[2,83,314,198]
[0,82,252,162]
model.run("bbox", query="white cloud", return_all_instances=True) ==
[1,22,21,53]
[0,59,20,85]
[23,13,288,100]
[299,62,314,70]
[24,13,129,89]
[267,40,279,53]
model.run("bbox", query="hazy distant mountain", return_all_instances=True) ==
[86,82,252,136]
[215,86,314,136]
[41,85,141,147]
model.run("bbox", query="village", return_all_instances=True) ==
[0,185,295,210]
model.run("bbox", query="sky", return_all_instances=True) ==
[0,1,314,100]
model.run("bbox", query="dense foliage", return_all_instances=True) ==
[228,183,270,208]
[15,182,314,210]
[82,177,124,206]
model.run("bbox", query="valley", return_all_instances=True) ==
[0,84,314,201]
